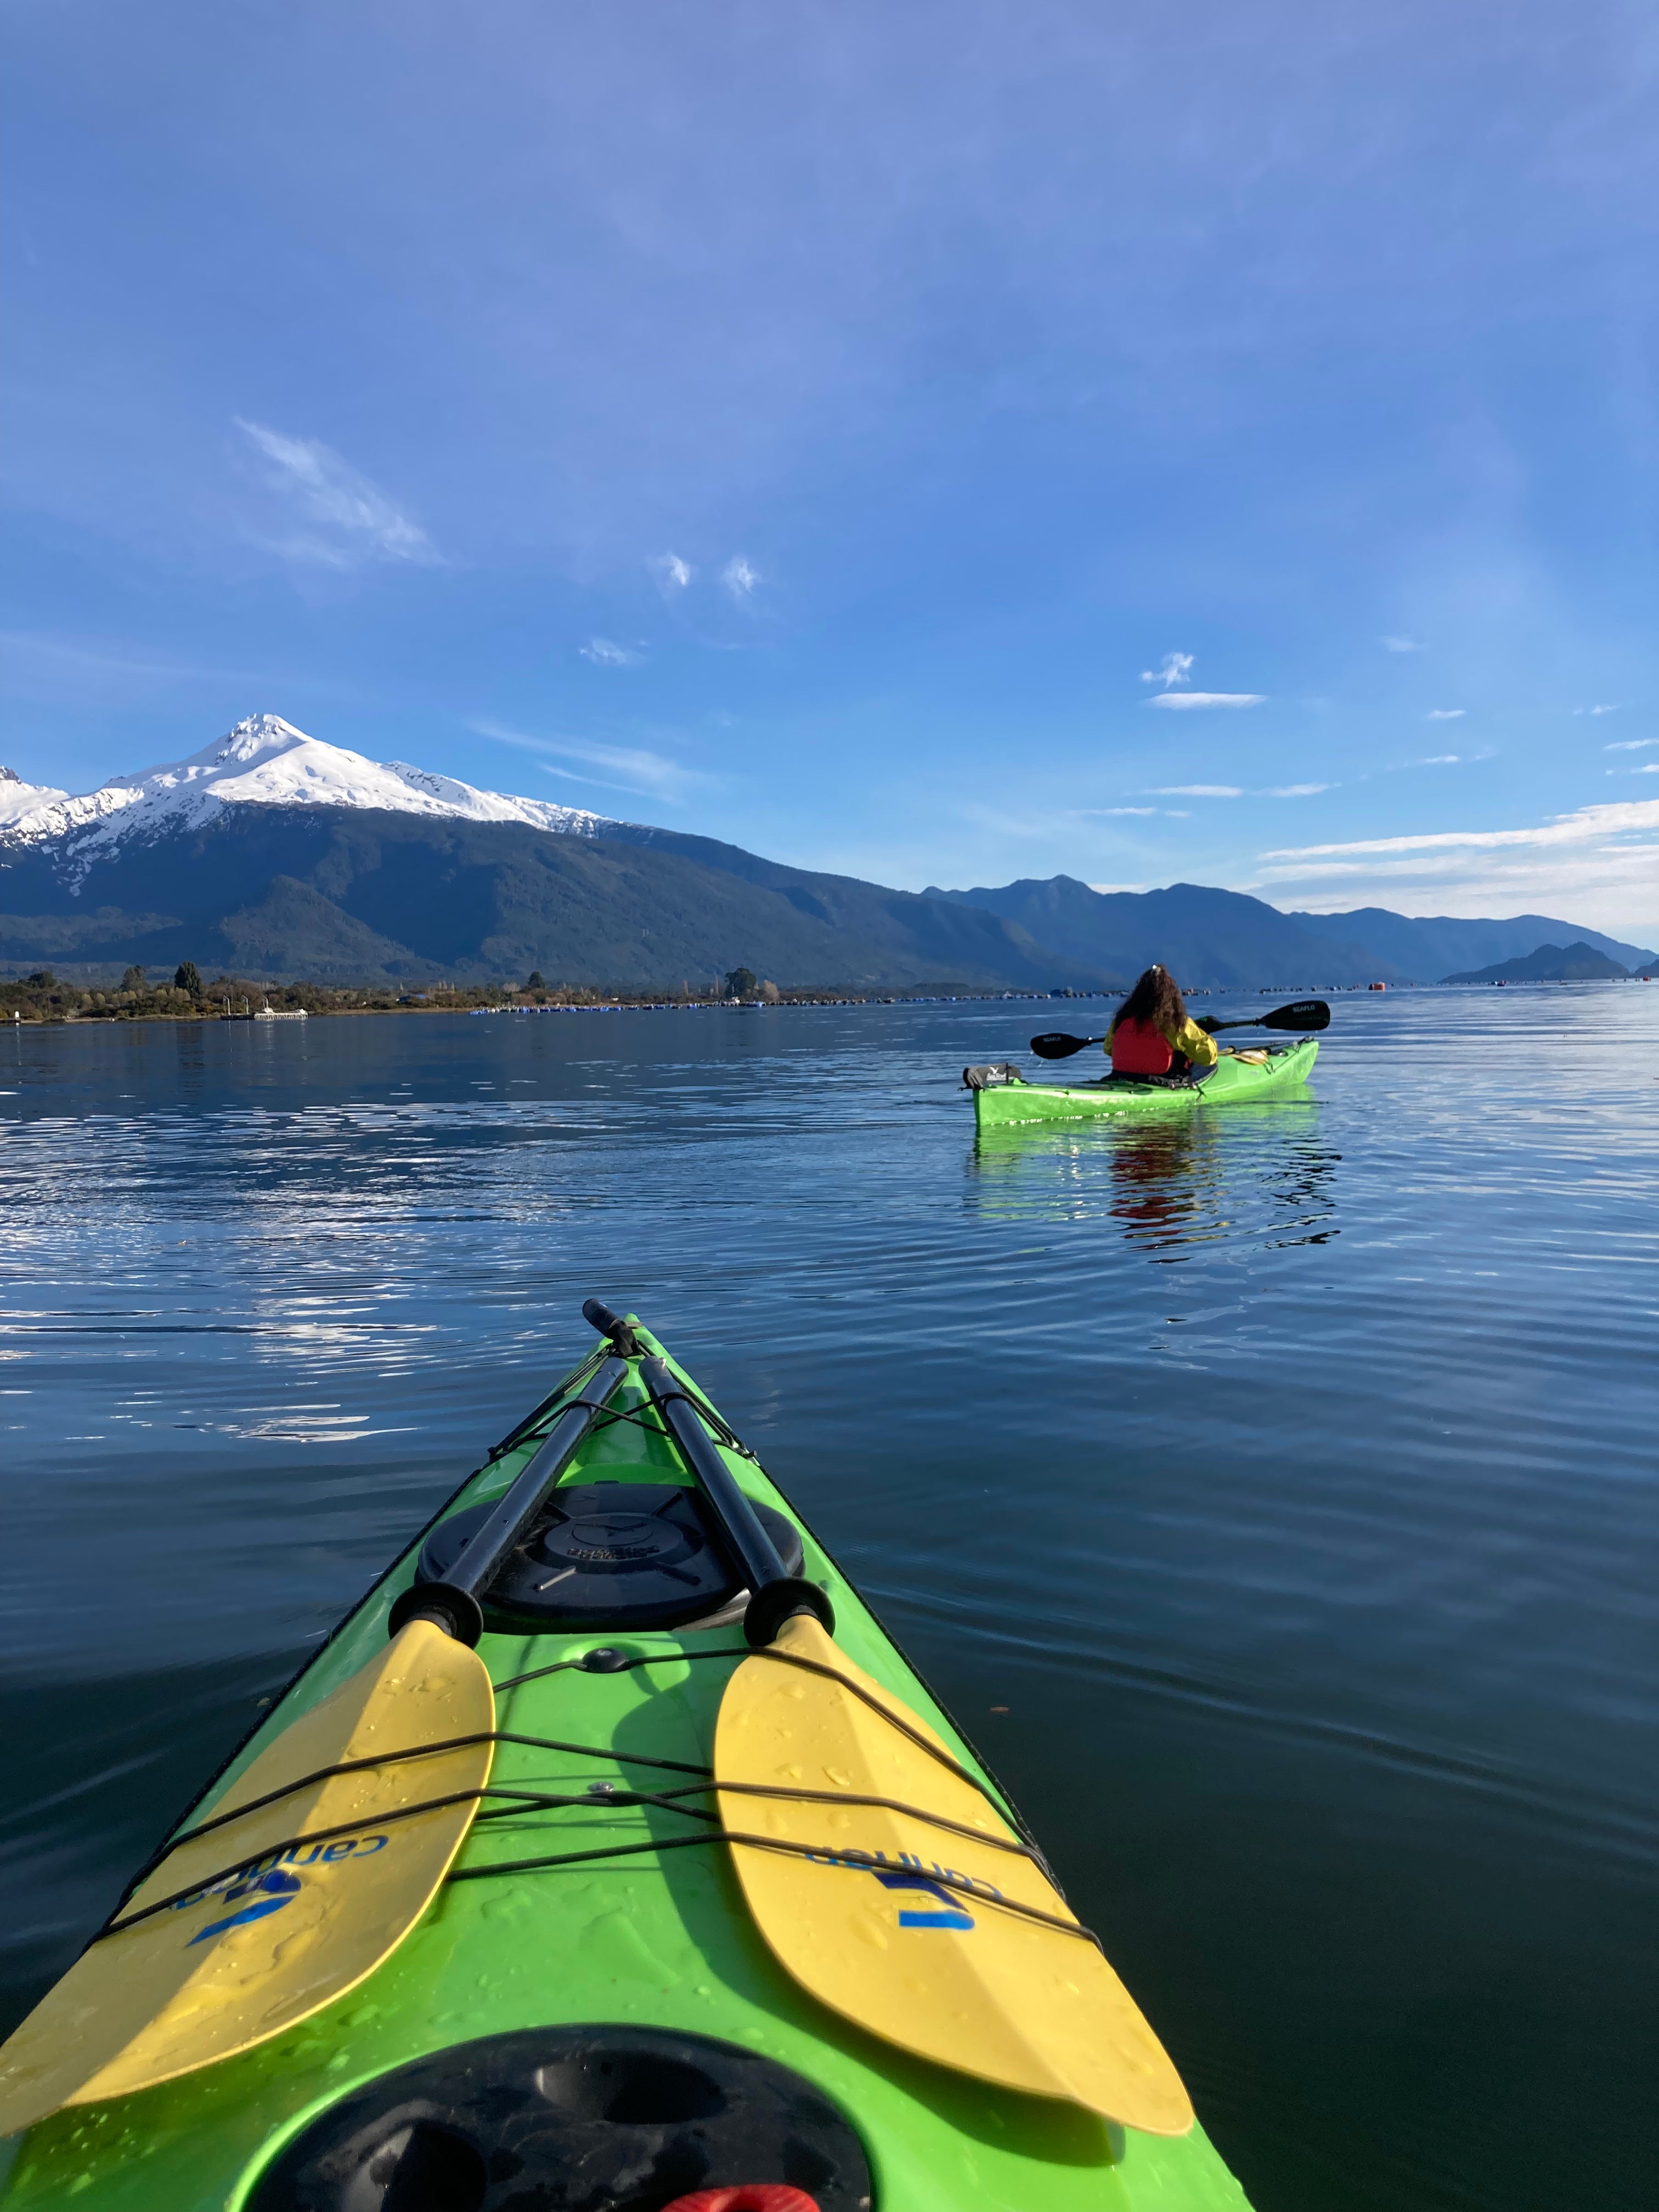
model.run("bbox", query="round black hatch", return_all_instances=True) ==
[414,1482,805,1633]
[246,2024,872,2212]
[542,1503,701,1575]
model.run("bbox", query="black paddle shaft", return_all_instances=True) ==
[1030,997,1330,1058]
[582,1297,643,1356]
[388,1354,630,1646]
[637,1355,834,1649]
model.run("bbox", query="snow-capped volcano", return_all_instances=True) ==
[0,764,70,826]
[0,715,611,881]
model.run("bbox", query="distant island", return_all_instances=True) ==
[1443,941,1658,984]
[3,716,1654,1002]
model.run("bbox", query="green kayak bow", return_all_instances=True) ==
[0,1311,1252,2212]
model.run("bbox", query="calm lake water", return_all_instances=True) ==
[2,987,1655,2210]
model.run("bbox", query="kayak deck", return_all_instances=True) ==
[0,1322,1251,2212]
[974,1037,1319,1127]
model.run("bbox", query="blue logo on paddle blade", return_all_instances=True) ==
[189,1867,302,1944]
[870,1869,975,1931]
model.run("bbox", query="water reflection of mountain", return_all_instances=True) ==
[968,1093,1338,1258]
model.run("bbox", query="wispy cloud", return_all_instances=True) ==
[958,801,1070,840]
[1076,805,1158,816]
[649,552,693,594]
[579,637,644,668]
[1148,690,1266,710]
[1605,737,1656,751]
[1251,799,1659,930]
[472,718,705,804]
[721,555,760,601]
[1382,635,1426,653]
[0,630,265,685]
[1143,782,1324,799]
[1426,707,1465,720]
[1262,797,1659,863]
[1138,649,1261,707]
[235,420,436,568]
[1140,651,1193,689]
[1576,704,1621,716]
[1419,753,1462,765]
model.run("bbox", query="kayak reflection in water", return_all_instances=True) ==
[1108,1119,1216,1252]
[1104,964,1221,1085]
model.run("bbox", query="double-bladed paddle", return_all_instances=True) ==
[596,1302,1194,2132]
[714,1615,1195,2131]
[0,1352,629,2138]
[1030,996,1330,1059]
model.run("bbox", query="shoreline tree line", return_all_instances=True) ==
[0,963,1075,1024]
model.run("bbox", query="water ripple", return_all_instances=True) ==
[1,989,1656,2211]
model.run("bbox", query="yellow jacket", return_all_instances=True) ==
[1103,1014,1220,1069]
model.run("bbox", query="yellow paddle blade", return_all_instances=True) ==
[715,1614,1194,2134]
[0,1621,493,2137]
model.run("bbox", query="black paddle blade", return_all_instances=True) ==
[1197,997,1333,1035]
[1260,999,1330,1032]
[1028,1031,1103,1059]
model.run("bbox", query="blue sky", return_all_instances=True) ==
[5,0,1659,935]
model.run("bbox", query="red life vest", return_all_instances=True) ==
[1110,1016,1174,1075]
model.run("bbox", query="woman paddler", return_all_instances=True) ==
[1104,964,1221,1083]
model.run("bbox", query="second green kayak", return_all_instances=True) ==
[973,1037,1319,1128]
[0,1310,1252,2212]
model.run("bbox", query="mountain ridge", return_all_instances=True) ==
[925,874,1413,987]
[4,717,1649,990]
[0,800,1112,991]
[1288,905,1652,979]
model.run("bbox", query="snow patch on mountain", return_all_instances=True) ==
[0,765,71,826]
[0,715,614,884]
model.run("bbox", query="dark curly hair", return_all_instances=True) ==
[1113,963,1188,1035]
